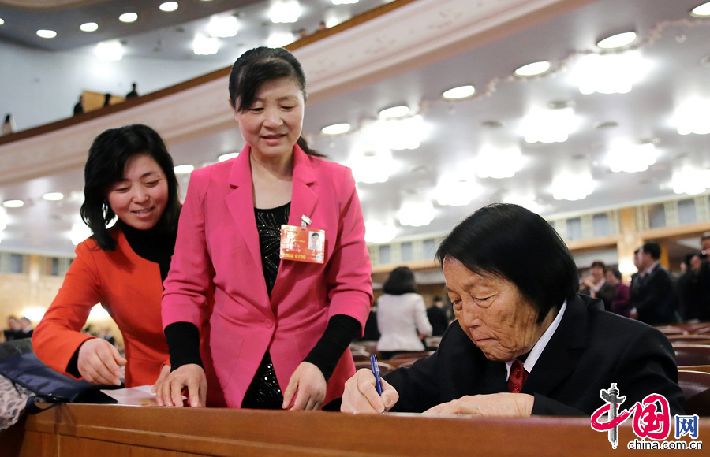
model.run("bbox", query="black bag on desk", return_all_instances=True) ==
[0,339,115,421]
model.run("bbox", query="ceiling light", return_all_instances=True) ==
[321,123,351,135]
[670,167,710,195]
[80,22,98,33]
[597,31,637,50]
[365,115,431,151]
[691,2,710,17]
[502,192,546,214]
[94,41,124,61]
[206,15,240,38]
[0,18,5,25]
[550,171,595,201]
[475,144,525,179]
[331,0,359,4]
[268,0,302,24]
[42,192,64,201]
[0,206,7,231]
[192,34,220,55]
[519,106,579,144]
[514,60,551,77]
[569,50,650,95]
[349,149,396,184]
[218,153,238,162]
[442,85,475,100]
[2,199,24,208]
[605,141,659,173]
[119,12,138,23]
[36,29,57,39]
[365,220,398,244]
[673,98,710,135]
[266,31,295,48]
[159,2,179,12]
[174,164,194,174]
[378,105,411,119]
[325,10,348,28]
[435,178,483,207]
[397,199,436,227]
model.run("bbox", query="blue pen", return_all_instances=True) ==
[370,354,383,396]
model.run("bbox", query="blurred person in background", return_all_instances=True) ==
[376,266,432,359]
[605,268,631,318]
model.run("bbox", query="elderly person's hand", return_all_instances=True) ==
[282,362,327,411]
[341,368,399,414]
[155,363,207,407]
[422,393,533,417]
[77,338,126,385]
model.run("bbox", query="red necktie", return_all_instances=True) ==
[507,359,528,393]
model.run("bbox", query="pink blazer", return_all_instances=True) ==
[162,145,372,407]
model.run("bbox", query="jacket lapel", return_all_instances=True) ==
[270,146,318,304]
[225,145,263,272]
[522,296,588,396]
[286,146,318,228]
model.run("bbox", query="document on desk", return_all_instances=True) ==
[100,385,158,406]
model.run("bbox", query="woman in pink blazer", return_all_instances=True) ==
[157,47,372,410]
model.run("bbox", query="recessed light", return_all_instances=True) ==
[442,85,476,100]
[218,153,238,162]
[691,2,710,17]
[192,34,220,55]
[174,164,194,174]
[42,192,64,201]
[80,22,98,32]
[597,31,637,50]
[36,29,57,39]
[159,2,179,12]
[321,123,351,135]
[0,17,4,25]
[94,41,124,61]
[2,199,24,208]
[206,15,239,38]
[378,105,411,119]
[514,60,551,77]
[119,12,138,23]
[268,0,302,24]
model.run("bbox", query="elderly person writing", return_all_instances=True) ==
[342,204,683,416]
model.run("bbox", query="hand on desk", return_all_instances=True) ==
[341,368,398,414]
[155,363,206,407]
[282,361,327,411]
[422,393,533,417]
[77,338,126,385]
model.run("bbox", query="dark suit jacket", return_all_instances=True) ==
[384,295,683,416]
[630,264,678,325]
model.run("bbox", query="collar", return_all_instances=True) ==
[642,261,659,276]
[505,301,567,380]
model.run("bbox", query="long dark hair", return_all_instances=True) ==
[229,46,323,157]
[382,266,418,295]
[436,203,578,323]
[79,124,180,251]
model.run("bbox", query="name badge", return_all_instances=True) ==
[280,225,325,264]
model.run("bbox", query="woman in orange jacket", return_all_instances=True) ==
[32,124,182,388]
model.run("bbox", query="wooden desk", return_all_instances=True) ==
[1,404,707,456]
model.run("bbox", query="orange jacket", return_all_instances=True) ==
[33,229,168,387]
